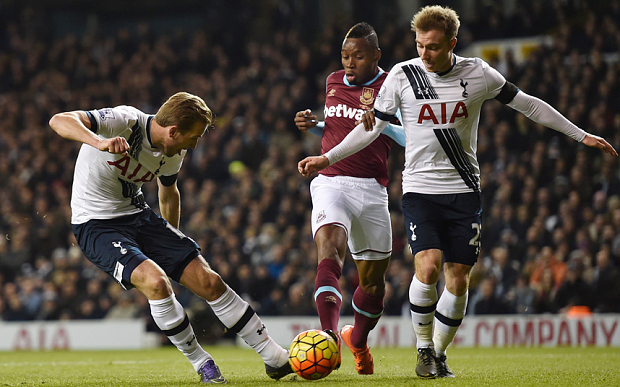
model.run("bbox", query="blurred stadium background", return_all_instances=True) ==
[1,0,619,349]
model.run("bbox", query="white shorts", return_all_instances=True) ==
[310,174,392,261]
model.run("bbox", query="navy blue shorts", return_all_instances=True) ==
[402,192,482,266]
[72,209,200,290]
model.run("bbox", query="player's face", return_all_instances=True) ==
[415,29,456,73]
[165,122,207,157]
[341,37,381,85]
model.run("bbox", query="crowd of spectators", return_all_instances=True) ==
[1,0,620,341]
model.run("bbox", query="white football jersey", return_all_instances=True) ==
[375,55,506,194]
[71,106,185,224]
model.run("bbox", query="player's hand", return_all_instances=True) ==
[582,133,618,157]
[359,110,376,132]
[298,155,329,177]
[294,109,318,131]
[98,136,129,155]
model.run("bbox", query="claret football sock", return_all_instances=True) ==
[409,276,438,349]
[208,285,288,367]
[350,287,384,349]
[314,258,343,332]
[149,294,211,372]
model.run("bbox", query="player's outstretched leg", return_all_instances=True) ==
[149,294,227,383]
[432,287,467,378]
[315,258,344,369]
[207,285,292,380]
[409,276,438,378]
[340,325,374,374]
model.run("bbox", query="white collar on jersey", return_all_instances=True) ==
[342,67,385,87]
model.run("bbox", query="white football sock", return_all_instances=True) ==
[409,276,438,349]
[433,287,468,357]
[208,285,288,367]
[149,294,211,372]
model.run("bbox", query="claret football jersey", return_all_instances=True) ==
[374,55,506,194]
[71,106,185,224]
[320,69,393,187]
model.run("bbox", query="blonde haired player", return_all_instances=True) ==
[299,5,616,379]
[51,92,292,383]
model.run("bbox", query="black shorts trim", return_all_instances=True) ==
[169,251,200,283]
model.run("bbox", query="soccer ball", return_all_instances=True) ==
[288,329,339,380]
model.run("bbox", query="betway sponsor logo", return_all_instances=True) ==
[324,104,368,121]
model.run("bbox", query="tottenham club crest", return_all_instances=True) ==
[460,79,468,98]
[360,87,375,106]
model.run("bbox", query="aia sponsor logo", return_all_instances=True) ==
[418,102,468,124]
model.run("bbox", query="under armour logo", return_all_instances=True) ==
[186,334,196,346]
[112,241,127,255]
[460,79,468,98]
[410,223,417,242]
[257,324,266,335]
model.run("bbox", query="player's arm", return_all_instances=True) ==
[497,82,617,156]
[298,117,389,176]
[49,110,129,154]
[360,110,405,147]
[158,175,181,228]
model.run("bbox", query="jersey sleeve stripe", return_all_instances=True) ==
[85,110,98,133]
[495,81,519,104]
[433,128,480,192]
[374,109,395,121]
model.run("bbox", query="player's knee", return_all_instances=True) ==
[447,275,469,296]
[417,262,441,282]
[200,270,227,298]
[142,274,173,298]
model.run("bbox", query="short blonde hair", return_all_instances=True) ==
[154,92,213,133]
[411,5,460,40]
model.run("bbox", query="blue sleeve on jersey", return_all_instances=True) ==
[307,121,325,137]
[382,123,405,147]
[85,111,98,133]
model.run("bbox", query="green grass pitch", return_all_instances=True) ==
[1,346,619,386]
